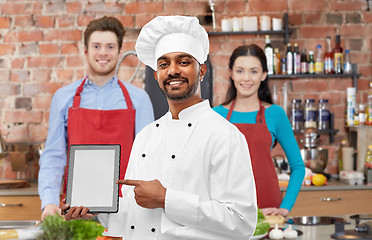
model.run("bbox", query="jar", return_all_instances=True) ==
[304,99,317,128]
[318,99,330,130]
[290,99,304,131]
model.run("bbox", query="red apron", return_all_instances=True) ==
[65,76,135,198]
[226,99,282,208]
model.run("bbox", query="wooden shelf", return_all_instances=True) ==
[268,64,361,90]
[207,13,293,43]
[269,73,360,79]
[208,29,294,36]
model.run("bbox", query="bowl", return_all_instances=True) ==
[300,148,328,173]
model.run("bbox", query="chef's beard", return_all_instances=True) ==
[161,74,200,101]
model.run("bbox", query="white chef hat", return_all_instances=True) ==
[135,15,209,70]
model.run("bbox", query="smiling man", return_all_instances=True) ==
[62,15,257,240]
[38,16,154,221]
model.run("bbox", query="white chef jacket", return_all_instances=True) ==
[98,101,257,240]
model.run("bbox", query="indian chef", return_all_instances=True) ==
[62,15,257,240]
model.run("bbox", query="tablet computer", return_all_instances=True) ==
[66,144,120,213]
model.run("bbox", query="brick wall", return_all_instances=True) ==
[0,0,371,178]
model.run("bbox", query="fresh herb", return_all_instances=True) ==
[254,209,270,236]
[37,214,105,240]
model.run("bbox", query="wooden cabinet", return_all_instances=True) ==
[288,189,372,217]
[0,196,41,220]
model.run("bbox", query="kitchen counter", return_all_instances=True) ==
[1,179,370,196]
[0,182,38,196]
[261,214,369,240]
[280,179,372,192]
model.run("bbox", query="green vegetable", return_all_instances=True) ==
[254,209,270,236]
[37,214,71,240]
[37,214,105,240]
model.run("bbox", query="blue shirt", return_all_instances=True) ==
[213,104,305,211]
[38,75,154,209]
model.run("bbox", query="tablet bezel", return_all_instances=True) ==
[66,144,120,213]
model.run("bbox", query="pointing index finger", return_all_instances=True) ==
[117,179,142,186]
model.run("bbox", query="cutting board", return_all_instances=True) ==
[0,180,30,189]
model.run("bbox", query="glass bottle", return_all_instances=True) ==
[343,49,352,74]
[272,84,278,105]
[304,99,317,128]
[286,43,293,75]
[334,35,343,74]
[324,36,334,74]
[365,145,372,185]
[265,35,274,75]
[282,82,288,115]
[346,87,356,126]
[368,81,372,125]
[300,48,308,74]
[358,104,366,126]
[318,99,330,130]
[308,51,315,74]
[281,58,286,75]
[293,43,301,74]
[273,48,281,75]
[338,139,348,172]
[290,99,304,131]
[315,44,324,74]
[354,106,359,126]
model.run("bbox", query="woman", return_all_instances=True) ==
[213,44,305,217]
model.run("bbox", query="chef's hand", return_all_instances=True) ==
[41,204,60,221]
[262,207,289,217]
[60,199,96,220]
[118,179,166,209]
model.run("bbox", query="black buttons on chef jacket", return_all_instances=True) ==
[131,225,135,229]
[142,153,146,158]
[151,228,156,232]
[188,123,192,127]
[156,123,159,127]
[171,155,175,159]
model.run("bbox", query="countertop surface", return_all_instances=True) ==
[0,182,38,196]
[1,179,372,196]
[281,179,372,192]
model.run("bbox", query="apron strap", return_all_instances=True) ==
[227,99,266,125]
[118,80,134,110]
[72,76,134,110]
[226,99,236,121]
[256,101,265,124]
[72,76,88,109]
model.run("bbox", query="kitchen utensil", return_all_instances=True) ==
[331,215,372,239]
[300,127,320,148]
[273,155,290,174]
[287,216,347,226]
[341,147,354,171]
[0,132,7,159]
[300,148,328,173]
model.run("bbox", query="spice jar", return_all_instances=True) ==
[318,99,330,130]
[304,99,317,128]
[290,99,304,131]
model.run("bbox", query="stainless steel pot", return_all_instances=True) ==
[300,148,328,173]
[287,216,346,225]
